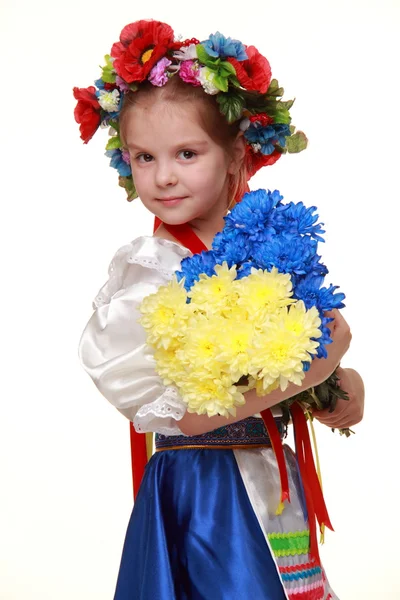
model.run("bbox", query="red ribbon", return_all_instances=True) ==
[290,402,334,564]
[129,220,207,499]
[261,408,290,509]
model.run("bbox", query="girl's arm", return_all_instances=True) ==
[180,309,352,436]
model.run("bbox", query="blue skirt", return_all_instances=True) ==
[114,447,287,600]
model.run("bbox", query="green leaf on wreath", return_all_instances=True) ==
[100,55,116,84]
[213,74,229,93]
[217,92,245,123]
[280,99,295,111]
[266,79,284,98]
[196,44,213,66]
[273,105,291,124]
[108,119,120,133]
[106,135,122,150]
[286,131,308,153]
[219,60,237,77]
[119,176,138,201]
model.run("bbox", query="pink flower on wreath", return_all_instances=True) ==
[179,60,201,86]
[148,57,172,86]
[121,149,131,164]
[115,75,130,92]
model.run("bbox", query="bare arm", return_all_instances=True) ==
[179,360,329,436]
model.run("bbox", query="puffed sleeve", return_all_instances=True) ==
[78,236,192,436]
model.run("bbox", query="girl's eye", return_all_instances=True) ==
[179,150,196,160]
[137,153,153,163]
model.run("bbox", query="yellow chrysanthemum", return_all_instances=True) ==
[139,277,190,350]
[255,377,280,397]
[214,320,255,382]
[180,371,246,418]
[250,303,321,391]
[188,262,237,317]
[153,347,188,387]
[233,267,295,322]
[282,300,322,341]
[176,316,222,377]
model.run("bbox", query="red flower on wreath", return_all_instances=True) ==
[228,45,272,94]
[111,20,175,83]
[249,113,274,127]
[245,145,282,179]
[73,86,101,144]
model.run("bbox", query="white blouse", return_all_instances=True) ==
[78,236,192,436]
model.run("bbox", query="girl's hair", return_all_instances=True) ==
[119,76,249,211]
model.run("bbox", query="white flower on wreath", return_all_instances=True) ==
[98,89,120,112]
[198,67,219,95]
[173,43,198,62]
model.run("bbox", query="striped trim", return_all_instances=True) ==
[279,561,317,574]
[281,566,322,582]
[287,581,325,600]
[268,530,310,557]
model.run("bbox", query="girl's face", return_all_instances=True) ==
[124,101,236,227]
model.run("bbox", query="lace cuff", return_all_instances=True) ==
[133,386,188,437]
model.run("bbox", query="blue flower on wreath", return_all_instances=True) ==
[175,251,218,292]
[252,233,318,275]
[274,202,326,242]
[245,123,291,155]
[201,32,248,60]
[105,148,132,177]
[223,189,283,243]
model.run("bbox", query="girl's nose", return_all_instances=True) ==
[155,161,178,187]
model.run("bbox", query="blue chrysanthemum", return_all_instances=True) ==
[244,123,291,155]
[212,231,252,267]
[273,202,326,242]
[105,148,131,177]
[307,255,329,278]
[293,274,345,311]
[201,32,248,61]
[175,251,218,292]
[314,316,335,359]
[236,261,259,279]
[252,233,317,275]
[223,189,283,243]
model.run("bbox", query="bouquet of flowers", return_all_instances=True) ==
[139,189,349,430]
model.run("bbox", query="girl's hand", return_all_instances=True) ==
[313,367,365,429]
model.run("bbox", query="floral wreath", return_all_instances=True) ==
[73,19,308,201]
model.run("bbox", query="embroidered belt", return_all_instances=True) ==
[155,416,286,451]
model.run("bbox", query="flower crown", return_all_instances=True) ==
[73,19,308,201]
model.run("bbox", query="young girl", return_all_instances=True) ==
[75,20,364,600]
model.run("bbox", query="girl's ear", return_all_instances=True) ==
[228,132,246,175]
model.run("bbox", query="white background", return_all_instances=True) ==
[1,1,399,598]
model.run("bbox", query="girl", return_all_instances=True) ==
[75,20,364,600]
